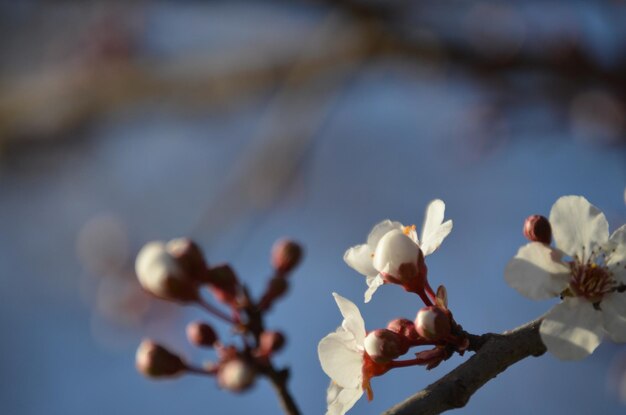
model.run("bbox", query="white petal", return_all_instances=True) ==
[420,199,452,256]
[333,293,366,345]
[372,230,420,276]
[607,224,626,284]
[540,298,604,360]
[366,220,403,248]
[344,244,377,277]
[550,195,609,260]
[326,382,363,415]
[504,242,570,300]
[602,292,626,343]
[364,275,384,303]
[318,332,363,389]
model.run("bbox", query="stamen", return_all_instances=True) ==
[402,225,416,236]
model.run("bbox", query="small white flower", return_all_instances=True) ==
[318,293,366,415]
[344,199,453,302]
[505,195,626,360]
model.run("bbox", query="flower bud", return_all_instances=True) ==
[259,331,286,355]
[135,242,198,302]
[363,329,409,363]
[387,318,420,343]
[415,306,451,341]
[207,264,240,306]
[186,321,218,348]
[166,238,209,281]
[136,339,186,378]
[373,230,421,283]
[271,239,303,274]
[217,358,256,392]
[523,215,552,245]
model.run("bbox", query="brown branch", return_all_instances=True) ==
[383,317,546,415]
[266,366,301,415]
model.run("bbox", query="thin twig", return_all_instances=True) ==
[266,366,301,415]
[383,317,546,415]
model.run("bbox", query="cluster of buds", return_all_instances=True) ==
[369,285,468,374]
[134,237,302,397]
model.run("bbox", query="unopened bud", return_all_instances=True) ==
[136,339,186,378]
[259,277,288,310]
[207,264,240,306]
[259,331,286,355]
[373,230,421,284]
[186,321,218,348]
[166,238,208,281]
[415,306,451,340]
[217,358,256,392]
[271,239,303,274]
[135,242,198,302]
[523,215,552,245]
[364,329,409,363]
[387,318,419,343]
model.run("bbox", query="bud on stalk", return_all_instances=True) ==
[186,321,218,348]
[271,239,303,274]
[415,306,451,341]
[387,318,420,343]
[135,242,198,302]
[523,215,552,245]
[217,358,257,392]
[166,238,209,281]
[136,340,186,378]
[363,329,409,363]
[258,331,286,355]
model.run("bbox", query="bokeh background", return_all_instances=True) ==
[1,1,625,414]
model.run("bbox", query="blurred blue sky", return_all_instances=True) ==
[0,1,625,415]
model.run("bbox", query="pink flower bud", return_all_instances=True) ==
[259,331,286,355]
[135,242,198,302]
[207,264,240,307]
[136,339,186,378]
[166,238,209,281]
[387,318,420,343]
[415,306,451,340]
[364,329,409,363]
[217,358,256,392]
[523,215,552,244]
[186,321,218,348]
[373,230,421,282]
[271,239,303,274]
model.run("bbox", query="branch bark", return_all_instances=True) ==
[383,317,546,415]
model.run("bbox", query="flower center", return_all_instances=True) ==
[402,225,416,236]
[568,260,615,303]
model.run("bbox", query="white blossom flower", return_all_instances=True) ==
[344,199,453,302]
[319,293,396,414]
[505,195,626,360]
[318,293,366,415]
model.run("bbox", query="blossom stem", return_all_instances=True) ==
[425,281,437,303]
[416,290,433,307]
[389,357,429,369]
[265,366,302,415]
[185,364,217,376]
[196,297,236,324]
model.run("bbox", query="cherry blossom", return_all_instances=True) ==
[343,199,453,302]
[318,293,395,415]
[505,195,626,360]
